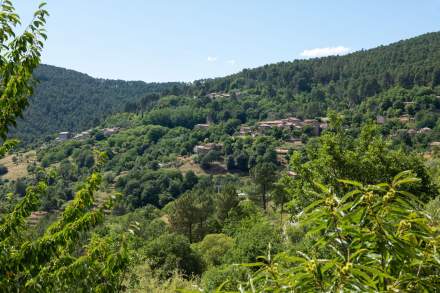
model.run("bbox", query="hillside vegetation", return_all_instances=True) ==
[11,64,185,145]
[2,13,440,292]
[12,32,440,147]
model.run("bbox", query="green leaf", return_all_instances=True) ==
[338,179,363,188]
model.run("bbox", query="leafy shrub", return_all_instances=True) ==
[192,234,234,268]
[144,233,202,279]
[201,265,249,292]
[229,172,440,291]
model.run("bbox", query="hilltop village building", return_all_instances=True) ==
[193,143,223,156]
[195,124,210,130]
[376,115,386,124]
[73,130,91,140]
[234,117,328,138]
[206,91,243,100]
[57,127,120,143]
[103,127,120,137]
[399,114,415,124]
[255,117,324,135]
[58,132,72,141]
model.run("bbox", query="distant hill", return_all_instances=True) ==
[11,64,185,145]
[13,32,440,145]
[190,31,440,109]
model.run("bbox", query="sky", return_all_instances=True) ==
[14,0,440,83]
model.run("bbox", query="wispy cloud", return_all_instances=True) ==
[300,46,351,58]
[207,56,218,62]
[226,59,236,65]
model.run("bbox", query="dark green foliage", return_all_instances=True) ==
[289,118,438,212]
[11,64,185,145]
[166,190,214,243]
[116,168,189,209]
[213,186,240,225]
[0,165,7,176]
[200,150,221,169]
[75,149,95,168]
[192,32,440,107]
[143,105,205,129]
[251,162,278,210]
[183,171,198,190]
[144,233,202,279]
[225,155,235,171]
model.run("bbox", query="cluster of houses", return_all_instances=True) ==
[193,143,223,155]
[377,115,435,136]
[377,114,416,125]
[390,127,432,137]
[237,117,329,137]
[57,127,121,142]
[206,90,243,100]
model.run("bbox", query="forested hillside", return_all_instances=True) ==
[13,32,440,146]
[11,64,185,145]
[191,31,440,106]
[3,19,440,292]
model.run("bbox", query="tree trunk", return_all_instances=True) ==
[262,184,267,211]
[188,223,192,243]
[280,201,284,224]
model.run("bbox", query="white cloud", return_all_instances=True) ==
[300,46,351,58]
[207,56,218,62]
[227,59,236,65]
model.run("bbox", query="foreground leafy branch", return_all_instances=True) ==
[0,164,129,292]
[221,171,440,292]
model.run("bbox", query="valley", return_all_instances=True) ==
[1,3,440,290]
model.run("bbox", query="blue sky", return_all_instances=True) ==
[15,0,440,82]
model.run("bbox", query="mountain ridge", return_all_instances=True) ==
[12,31,440,145]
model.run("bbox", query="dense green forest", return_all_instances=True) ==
[191,32,440,104]
[14,32,440,150]
[1,3,440,291]
[10,64,186,145]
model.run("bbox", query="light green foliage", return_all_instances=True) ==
[229,172,440,292]
[0,2,130,291]
[0,169,129,291]
[426,196,440,226]
[201,265,249,292]
[0,0,48,141]
[289,118,438,212]
[0,0,47,156]
[223,213,283,264]
[192,233,234,268]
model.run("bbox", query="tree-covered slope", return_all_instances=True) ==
[11,64,185,145]
[191,31,440,107]
[14,32,440,145]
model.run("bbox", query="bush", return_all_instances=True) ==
[144,233,202,279]
[201,265,249,292]
[223,214,283,264]
[192,234,234,268]
[234,172,440,291]
[0,165,8,175]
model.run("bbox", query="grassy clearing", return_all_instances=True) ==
[176,156,227,176]
[176,156,208,176]
[0,151,36,181]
